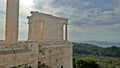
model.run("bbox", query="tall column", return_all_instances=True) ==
[65,24,68,41]
[5,0,19,43]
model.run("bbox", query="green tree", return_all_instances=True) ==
[76,58,100,68]
[73,58,76,68]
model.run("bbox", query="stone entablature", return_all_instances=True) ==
[28,11,68,24]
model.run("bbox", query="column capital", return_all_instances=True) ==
[63,23,68,25]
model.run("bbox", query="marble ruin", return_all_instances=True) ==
[0,0,72,68]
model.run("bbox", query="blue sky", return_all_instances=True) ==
[0,0,120,42]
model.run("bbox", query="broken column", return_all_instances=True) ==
[5,0,19,43]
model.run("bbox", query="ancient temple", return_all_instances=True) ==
[0,0,72,68]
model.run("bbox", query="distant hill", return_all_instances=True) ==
[73,42,120,57]
[82,41,120,47]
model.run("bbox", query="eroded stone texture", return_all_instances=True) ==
[0,42,39,68]
[38,42,73,68]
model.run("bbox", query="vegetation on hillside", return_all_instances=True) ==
[73,57,100,68]
[72,43,120,68]
[73,43,120,57]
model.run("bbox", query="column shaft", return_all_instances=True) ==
[5,0,19,43]
[65,24,67,40]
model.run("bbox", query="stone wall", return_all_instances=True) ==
[0,41,72,68]
[0,42,39,68]
[38,41,73,68]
